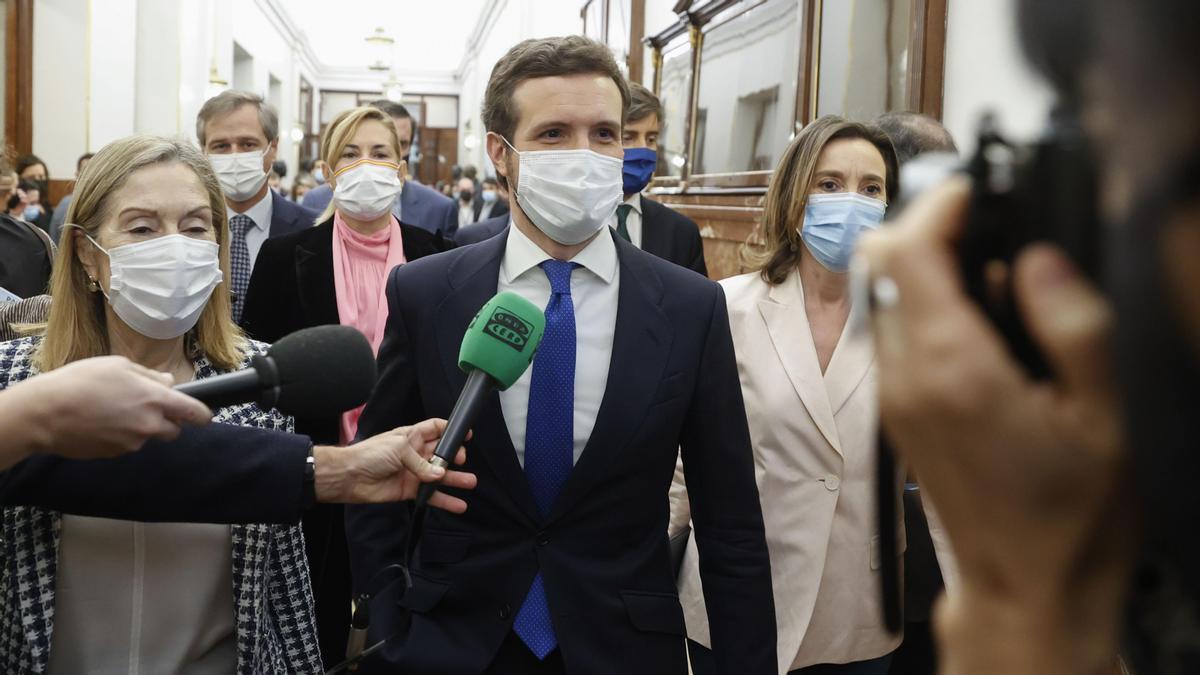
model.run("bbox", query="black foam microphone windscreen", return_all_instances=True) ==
[268,325,378,419]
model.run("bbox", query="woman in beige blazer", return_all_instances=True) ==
[671,116,902,675]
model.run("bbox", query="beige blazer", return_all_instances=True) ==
[670,270,902,673]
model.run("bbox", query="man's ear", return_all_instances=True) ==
[485,132,509,183]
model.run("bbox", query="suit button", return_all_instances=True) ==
[499,604,512,620]
[537,532,550,547]
[823,475,840,491]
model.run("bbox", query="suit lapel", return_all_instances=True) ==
[758,273,844,455]
[824,305,875,416]
[434,235,542,524]
[230,523,268,672]
[549,236,673,522]
[11,509,59,673]
[294,223,339,326]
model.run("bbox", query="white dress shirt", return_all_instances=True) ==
[226,190,273,271]
[497,224,619,467]
[458,202,476,228]
[610,193,644,248]
[478,200,497,221]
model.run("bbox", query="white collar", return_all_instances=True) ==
[623,192,643,214]
[501,220,618,286]
[226,190,273,231]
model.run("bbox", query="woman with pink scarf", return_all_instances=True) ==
[241,105,451,669]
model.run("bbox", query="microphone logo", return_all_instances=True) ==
[483,307,533,351]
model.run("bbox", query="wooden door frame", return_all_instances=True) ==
[4,0,34,156]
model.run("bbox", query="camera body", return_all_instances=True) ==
[909,113,1101,377]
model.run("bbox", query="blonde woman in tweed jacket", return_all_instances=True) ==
[0,135,322,674]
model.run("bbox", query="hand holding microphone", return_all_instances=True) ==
[320,419,477,510]
[173,325,479,509]
[414,290,546,509]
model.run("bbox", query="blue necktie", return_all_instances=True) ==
[228,214,252,323]
[513,259,577,659]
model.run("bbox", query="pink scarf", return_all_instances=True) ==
[332,213,407,444]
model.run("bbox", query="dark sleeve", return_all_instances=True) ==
[401,224,454,261]
[678,284,777,674]
[241,237,293,341]
[344,268,424,596]
[34,207,52,234]
[0,422,310,524]
[441,199,459,239]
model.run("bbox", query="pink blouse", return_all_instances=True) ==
[332,213,406,444]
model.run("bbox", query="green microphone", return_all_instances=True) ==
[416,291,546,508]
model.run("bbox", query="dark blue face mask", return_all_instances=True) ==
[622,147,657,194]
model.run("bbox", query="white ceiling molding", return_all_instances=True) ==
[456,0,507,79]
[260,0,471,93]
[255,0,323,77]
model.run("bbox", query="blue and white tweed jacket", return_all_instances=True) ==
[0,336,323,674]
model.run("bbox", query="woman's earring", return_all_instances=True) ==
[87,277,100,293]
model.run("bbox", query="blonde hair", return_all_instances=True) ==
[743,115,899,285]
[316,107,403,223]
[33,135,246,372]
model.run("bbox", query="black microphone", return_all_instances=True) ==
[413,291,545,509]
[344,594,370,671]
[175,325,377,417]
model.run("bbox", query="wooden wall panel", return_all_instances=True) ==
[4,0,34,156]
[654,192,763,280]
[47,179,73,210]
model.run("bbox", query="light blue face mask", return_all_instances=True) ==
[800,192,887,272]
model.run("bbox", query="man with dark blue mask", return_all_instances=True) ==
[615,82,708,276]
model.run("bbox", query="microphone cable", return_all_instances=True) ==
[322,564,412,675]
[323,498,440,675]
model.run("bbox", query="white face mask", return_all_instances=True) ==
[332,159,403,221]
[85,233,224,340]
[209,150,268,201]
[501,137,623,245]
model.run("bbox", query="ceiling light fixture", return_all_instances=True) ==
[365,26,395,72]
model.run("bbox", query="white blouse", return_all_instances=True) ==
[48,516,237,675]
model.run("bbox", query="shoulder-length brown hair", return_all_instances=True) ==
[745,115,900,285]
[33,135,245,372]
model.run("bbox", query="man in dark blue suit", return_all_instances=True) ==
[197,90,318,323]
[616,83,708,276]
[457,182,512,245]
[345,36,775,675]
[302,100,459,238]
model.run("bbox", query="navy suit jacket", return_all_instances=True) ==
[269,190,318,238]
[641,197,708,277]
[0,423,310,524]
[345,229,776,675]
[301,180,458,238]
[453,213,509,245]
